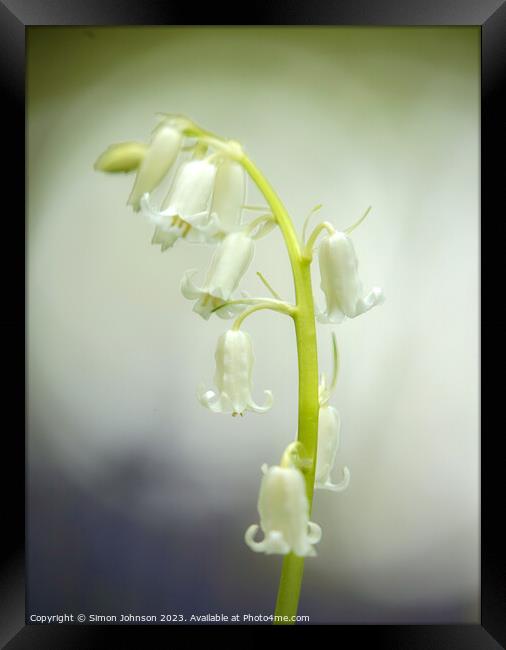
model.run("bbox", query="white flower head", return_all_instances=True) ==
[127,123,183,211]
[317,230,384,324]
[142,158,219,251]
[198,329,273,416]
[245,464,322,557]
[315,374,350,492]
[181,231,255,320]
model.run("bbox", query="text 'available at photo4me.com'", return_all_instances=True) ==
[29,612,311,624]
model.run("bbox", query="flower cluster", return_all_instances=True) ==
[95,115,385,561]
[95,116,277,319]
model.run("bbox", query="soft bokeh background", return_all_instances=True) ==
[27,27,479,624]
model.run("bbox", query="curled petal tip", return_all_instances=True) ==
[319,466,351,492]
[338,466,351,490]
[249,389,274,413]
[244,524,265,552]
[307,522,322,545]
[197,387,224,413]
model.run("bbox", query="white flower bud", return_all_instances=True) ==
[127,124,183,211]
[317,230,384,324]
[180,231,254,319]
[245,464,322,557]
[198,329,273,416]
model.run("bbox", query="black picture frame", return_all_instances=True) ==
[3,1,501,647]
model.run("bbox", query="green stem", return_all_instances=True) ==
[239,154,320,624]
[185,119,321,623]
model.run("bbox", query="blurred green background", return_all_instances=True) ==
[27,27,479,623]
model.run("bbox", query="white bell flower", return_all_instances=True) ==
[127,124,183,211]
[181,231,255,320]
[141,158,219,251]
[317,230,384,324]
[143,158,246,251]
[315,375,350,492]
[198,329,273,416]
[245,464,322,557]
[209,159,246,232]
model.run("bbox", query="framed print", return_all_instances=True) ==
[1,1,503,647]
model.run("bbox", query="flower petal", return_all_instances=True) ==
[197,387,225,413]
[151,227,179,251]
[244,524,266,552]
[248,389,274,414]
[211,160,246,231]
[263,530,291,555]
[141,193,172,227]
[317,466,351,493]
[354,287,385,317]
[184,212,223,244]
[180,269,203,300]
[307,522,322,545]
[128,125,182,210]
[192,295,222,320]
[316,305,346,324]
[197,385,235,414]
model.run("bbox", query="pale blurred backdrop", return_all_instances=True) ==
[27,27,479,623]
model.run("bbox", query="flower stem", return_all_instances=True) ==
[186,117,321,622]
[239,154,320,624]
[231,301,295,330]
[256,271,282,300]
[303,220,335,260]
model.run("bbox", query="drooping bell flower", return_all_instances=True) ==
[180,231,254,319]
[209,159,246,232]
[315,375,350,492]
[127,123,183,211]
[198,329,273,416]
[317,230,384,324]
[245,464,322,557]
[142,158,218,250]
[143,158,246,251]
